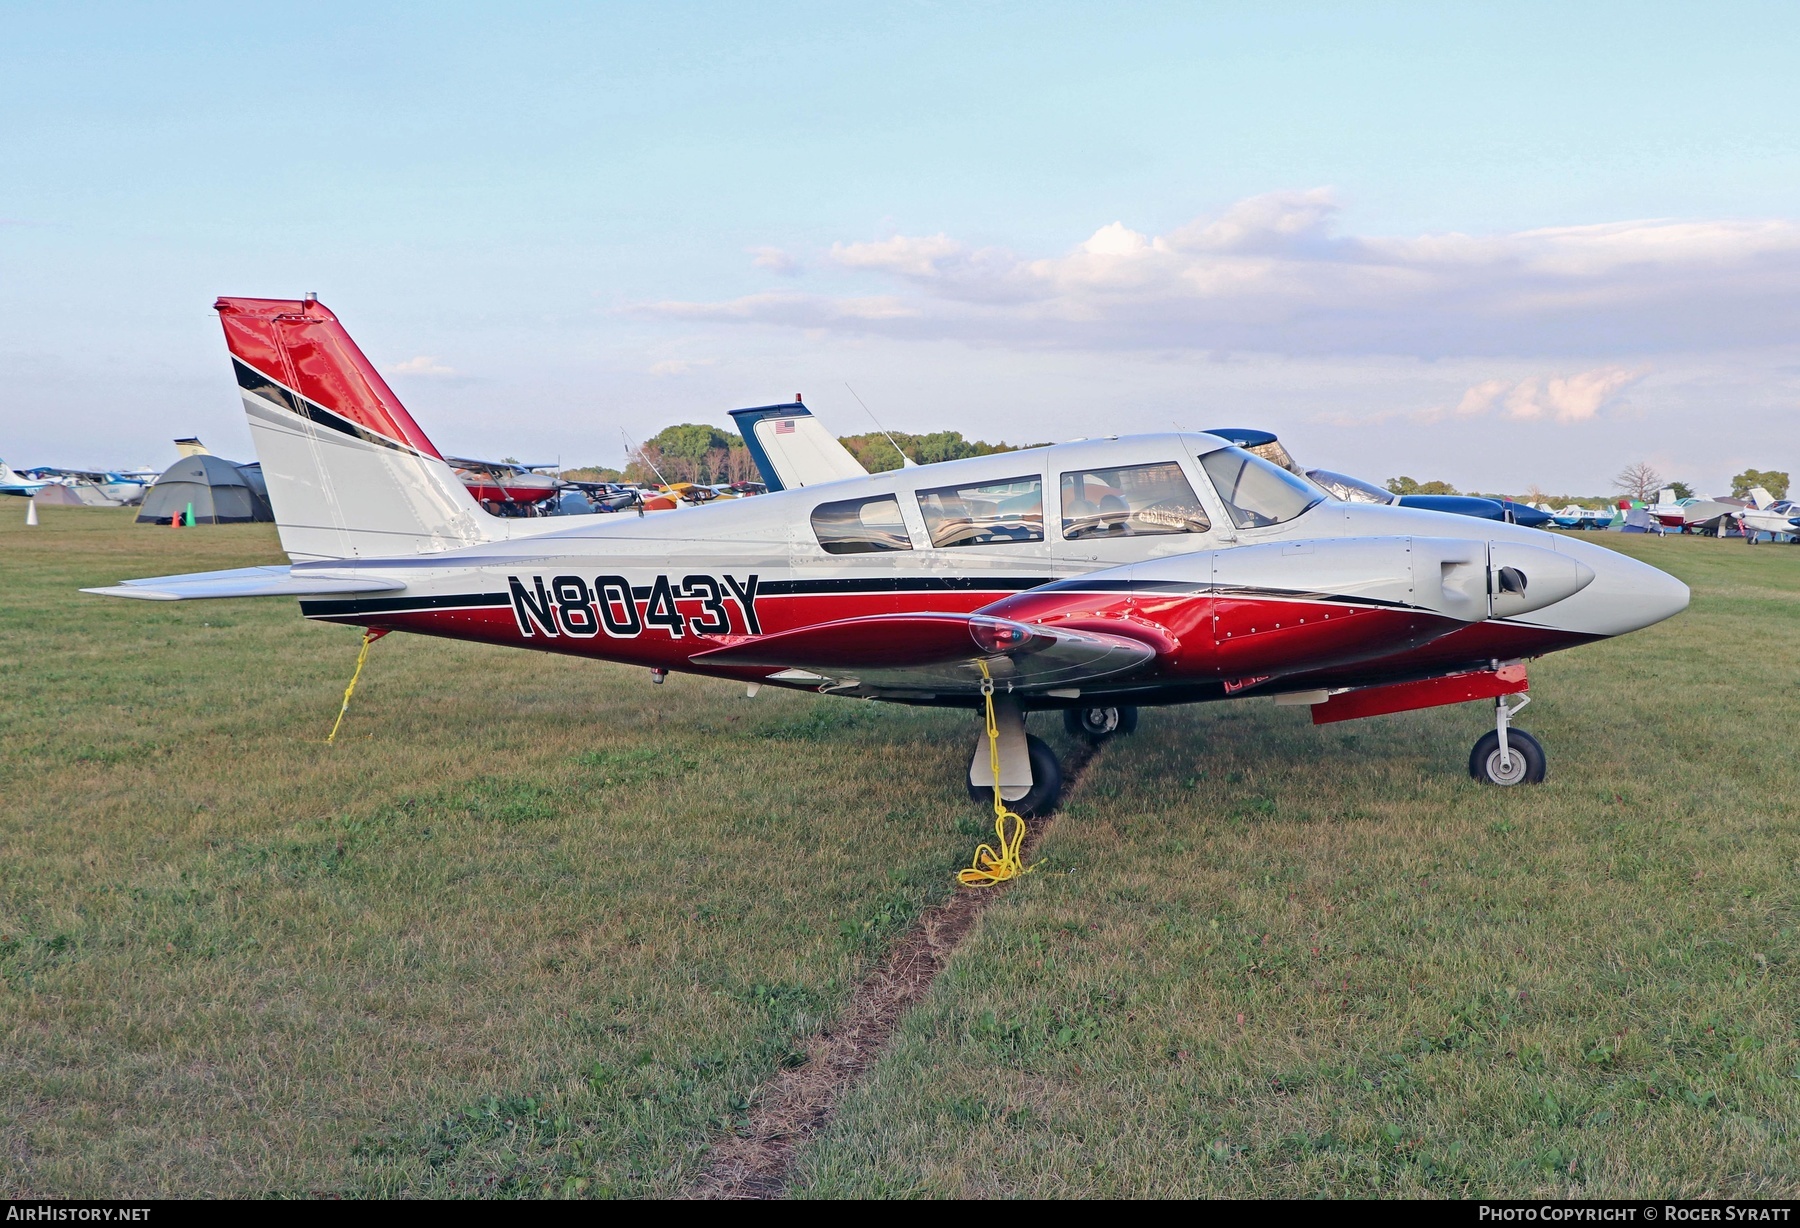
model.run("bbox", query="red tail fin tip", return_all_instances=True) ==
[213,297,442,459]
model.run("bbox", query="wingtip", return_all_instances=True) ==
[81,585,180,601]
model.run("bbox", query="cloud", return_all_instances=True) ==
[829,233,1044,303]
[647,358,718,376]
[750,246,800,276]
[1432,367,1646,425]
[386,355,457,377]
[1502,367,1644,422]
[644,191,1800,357]
[1308,365,1644,430]
[1454,379,1511,417]
[650,291,919,326]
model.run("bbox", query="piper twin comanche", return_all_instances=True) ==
[86,297,1690,813]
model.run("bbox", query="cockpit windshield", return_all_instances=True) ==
[1199,447,1326,529]
[1306,469,1395,505]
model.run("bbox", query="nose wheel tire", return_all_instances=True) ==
[1468,729,1547,786]
[1063,704,1139,742]
[967,733,1063,817]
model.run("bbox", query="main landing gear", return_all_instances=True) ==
[1469,693,1547,786]
[964,703,1141,817]
[1063,704,1139,743]
[965,734,1062,817]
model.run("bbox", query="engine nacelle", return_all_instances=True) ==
[983,536,1594,684]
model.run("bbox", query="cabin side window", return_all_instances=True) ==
[1199,447,1326,529]
[1059,462,1210,540]
[914,476,1044,548]
[811,494,914,554]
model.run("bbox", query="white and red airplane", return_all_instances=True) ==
[86,297,1689,812]
[1735,487,1800,541]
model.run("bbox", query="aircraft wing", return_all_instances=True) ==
[687,612,1156,696]
[81,565,404,602]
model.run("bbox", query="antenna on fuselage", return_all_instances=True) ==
[845,382,916,468]
[620,428,670,487]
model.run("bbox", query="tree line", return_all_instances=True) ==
[565,423,1049,486]
[1386,465,1789,506]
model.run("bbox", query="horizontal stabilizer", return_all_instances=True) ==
[82,565,404,602]
[689,612,1155,695]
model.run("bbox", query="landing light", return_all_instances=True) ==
[969,617,1033,655]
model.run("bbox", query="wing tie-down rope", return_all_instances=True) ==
[326,628,389,744]
[958,661,1035,888]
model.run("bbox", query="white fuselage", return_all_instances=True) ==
[293,433,1689,649]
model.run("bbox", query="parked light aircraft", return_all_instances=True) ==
[1677,497,1741,535]
[1207,428,1561,528]
[86,298,1690,811]
[1,460,49,497]
[1644,488,1737,534]
[1737,488,1800,541]
[23,467,149,507]
[1547,505,1613,531]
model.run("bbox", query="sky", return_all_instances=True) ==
[3,1,1798,495]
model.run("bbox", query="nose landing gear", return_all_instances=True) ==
[1063,704,1139,743]
[1469,692,1546,785]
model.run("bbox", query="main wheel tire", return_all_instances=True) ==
[1063,704,1139,741]
[966,733,1063,817]
[1468,729,1547,786]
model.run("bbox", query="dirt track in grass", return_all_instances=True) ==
[686,743,1102,1199]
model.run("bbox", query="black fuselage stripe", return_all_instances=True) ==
[299,580,1051,617]
[234,359,414,455]
[302,593,510,616]
[757,576,1053,596]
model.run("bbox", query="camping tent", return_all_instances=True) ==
[135,455,273,525]
[32,483,89,507]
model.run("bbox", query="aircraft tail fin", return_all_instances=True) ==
[215,296,494,561]
[728,401,869,491]
[1749,486,1776,510]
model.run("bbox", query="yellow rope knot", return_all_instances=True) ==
[958,661,1034,888]
[326,628,388,744]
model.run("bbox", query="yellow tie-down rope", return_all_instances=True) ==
[326,628,388,744]
[958,661,1035,888]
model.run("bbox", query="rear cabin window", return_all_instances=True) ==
[915,476,1044,548]
[810,494,913,554]
[1200,447,1326,529]
[1060,462,1210,539]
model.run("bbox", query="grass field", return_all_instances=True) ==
[2,507,1796,1197]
